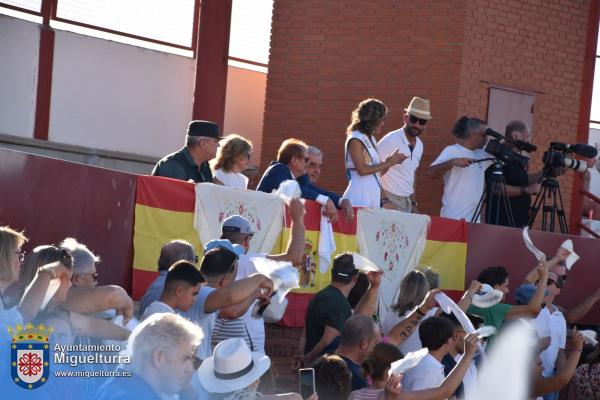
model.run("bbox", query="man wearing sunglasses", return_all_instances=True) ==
[257,138,344,222]
[531,271,567,400]
[378,97,432,213]
[523,246,600,325]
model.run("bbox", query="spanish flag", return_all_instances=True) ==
[131,176,468,326]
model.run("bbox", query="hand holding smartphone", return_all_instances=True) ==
[299,367,315,399]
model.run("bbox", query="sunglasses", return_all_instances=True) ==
[547,278,564,289]
[409,115,428,126]
[14,251,26,262]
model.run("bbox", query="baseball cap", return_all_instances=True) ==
[331,253,358,280]
[204,239,245,258]
[222,215,254,235]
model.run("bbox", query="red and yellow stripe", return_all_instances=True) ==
[132,176,468,326]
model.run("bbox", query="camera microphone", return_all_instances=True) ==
[569,143,598,159]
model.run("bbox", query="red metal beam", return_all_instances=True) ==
[192,0,232,132]
[569,0,600,234]
[0,2,42,16]
[33,0,56,140]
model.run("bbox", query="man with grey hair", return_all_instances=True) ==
[60,237,100,288]
[152,120,221,183]
[306,145,323,183]
[94,313,203,400]
[304,145,354,222]
[139,239,197,316]
[334,314,381,391]
[429,116,491,220]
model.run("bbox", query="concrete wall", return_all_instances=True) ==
[262,0,593,220]
[0,15,39,138]
[0,13,267,170]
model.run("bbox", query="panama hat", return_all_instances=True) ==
[472,284,504,308]
[197,338,271,394]
[404,97,433,120]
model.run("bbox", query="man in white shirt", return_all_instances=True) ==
[428,117,491,220]
[533,272,567,400]
[141,260,204,320]
[214,199,305,353]
[402,316,457,391]
[378,97,432,213]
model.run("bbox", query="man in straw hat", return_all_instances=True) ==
[378,97,432,213]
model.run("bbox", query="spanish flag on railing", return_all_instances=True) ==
[132,175,468,326]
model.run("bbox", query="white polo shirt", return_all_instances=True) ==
[431,144,492,220]
[533,304,566,377]
[378,128,423,197]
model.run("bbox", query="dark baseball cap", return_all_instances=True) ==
[331,252,358,280]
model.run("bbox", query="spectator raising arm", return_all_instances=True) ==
[267,198,306,266]
[505,259,548,320]
[19,261,71,323]
[387,289,439,346]
[204,273,274,315]
[354,271,382,317]
[383,333,480,400]
[63,285,134,322]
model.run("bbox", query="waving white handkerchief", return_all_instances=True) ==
[251,257,300,303]
[522,227,545,261]
[389,348,429,376]
[352,252,382,273]
[560,239,580,270]
[276,180,302,204]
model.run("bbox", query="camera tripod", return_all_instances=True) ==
[471,160,516,226]
[527,176,568,234]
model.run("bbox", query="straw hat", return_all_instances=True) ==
[197,338,271,394]
[404,97,433,120]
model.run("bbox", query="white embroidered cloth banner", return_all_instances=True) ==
[356,208,430,314]
[194,183,285,253]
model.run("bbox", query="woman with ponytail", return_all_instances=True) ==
[343,98,407,208]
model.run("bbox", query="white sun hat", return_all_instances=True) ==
[197,338,271,394]
[472,284,504,308]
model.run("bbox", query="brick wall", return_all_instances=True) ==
[261,0,593,218]
[261,1,593,389]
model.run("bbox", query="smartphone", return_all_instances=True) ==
[298,367,315,399]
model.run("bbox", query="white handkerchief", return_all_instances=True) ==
[276,180,301,204]
[41,279,61,310]
[435,292,486,356]
[560,239,580,270]
[250,257,300,303]
[522,227,545,261]
[318,214,336,273]
[352,253,382,273]
[474,325,497,339]
[389,348,428,376]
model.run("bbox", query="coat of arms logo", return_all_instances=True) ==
[8,323,51,390]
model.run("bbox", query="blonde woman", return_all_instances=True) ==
[212,134,253,189]
[0,226,70,327]
[343,99,407,208]
[382,270,434,355]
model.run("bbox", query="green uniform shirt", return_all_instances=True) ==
[152,147,213,183]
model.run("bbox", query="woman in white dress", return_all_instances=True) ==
[212,134,253,189]
[343,98,406,208]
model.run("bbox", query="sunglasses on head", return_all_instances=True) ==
[409,115,428,126]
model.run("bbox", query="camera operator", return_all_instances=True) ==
[485,120,543,227]
[429,116,491,220]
